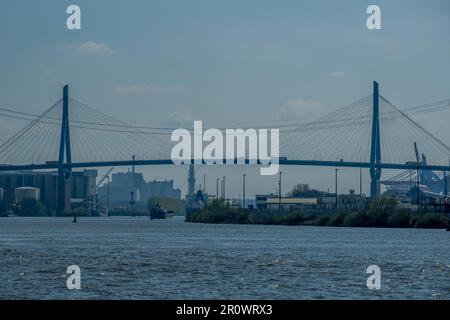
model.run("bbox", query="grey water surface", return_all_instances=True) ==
[0,217,448,299]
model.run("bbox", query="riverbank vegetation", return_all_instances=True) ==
[186,198,449,229]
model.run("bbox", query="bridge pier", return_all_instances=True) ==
[370,81,382,198]
[57,85,72,215]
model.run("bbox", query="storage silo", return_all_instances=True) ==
[15,187,40,202]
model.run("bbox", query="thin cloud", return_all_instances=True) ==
[326,71,347,78]
[164,109,198,125]
[65,41,117,55]
[115,82,187,94]
[278,99,324,122]
[42,68,56,76]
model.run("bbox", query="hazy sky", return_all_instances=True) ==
[1,0,449,198]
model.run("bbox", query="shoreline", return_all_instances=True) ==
[2,213,449,230]
[186,208,450,230]
[185,219,450,231]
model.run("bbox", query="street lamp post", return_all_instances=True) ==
[242,174,246,209]
[444,171,448,204]
[417,165,420,206]
[278,171,282,211]
[335,168,339,211]
[409,170,412,205]
[222,176,226,200]
[216,178,219,200]
[106,175,110,217]
[359,167,362,196]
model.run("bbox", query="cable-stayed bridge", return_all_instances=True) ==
[1,82,450,213]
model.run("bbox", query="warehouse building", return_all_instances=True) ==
[0,170,97,209]
[98,170,182,207]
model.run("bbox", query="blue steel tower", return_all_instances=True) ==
[57,85,72,214]
[370,81,382,198]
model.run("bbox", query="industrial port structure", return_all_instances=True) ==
[0,82,449,214]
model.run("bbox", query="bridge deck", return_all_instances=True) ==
[1,159,449,172]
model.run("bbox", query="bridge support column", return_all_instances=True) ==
[57,85,72,214]
[370,81,382,198]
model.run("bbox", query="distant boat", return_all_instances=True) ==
[149,204,167,220]
[166,210,175,219]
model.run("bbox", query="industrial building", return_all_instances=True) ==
[407,186,448,206]
[15,187,40,202]
[256,195,320,211]
[0,170,97,209]
[266,197,318,210]
[255,190,367,212]
[97,169,182,207]
[185,164,214,211]
[381,143,450,197]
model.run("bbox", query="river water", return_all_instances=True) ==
[0,217,448,299]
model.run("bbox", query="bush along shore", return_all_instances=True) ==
[186,198,450,229]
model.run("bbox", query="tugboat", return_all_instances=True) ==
[149,203,167,220]
[166,210,175,219]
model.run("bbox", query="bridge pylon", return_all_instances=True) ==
[57,85,72,214]
[370,81,382,198]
